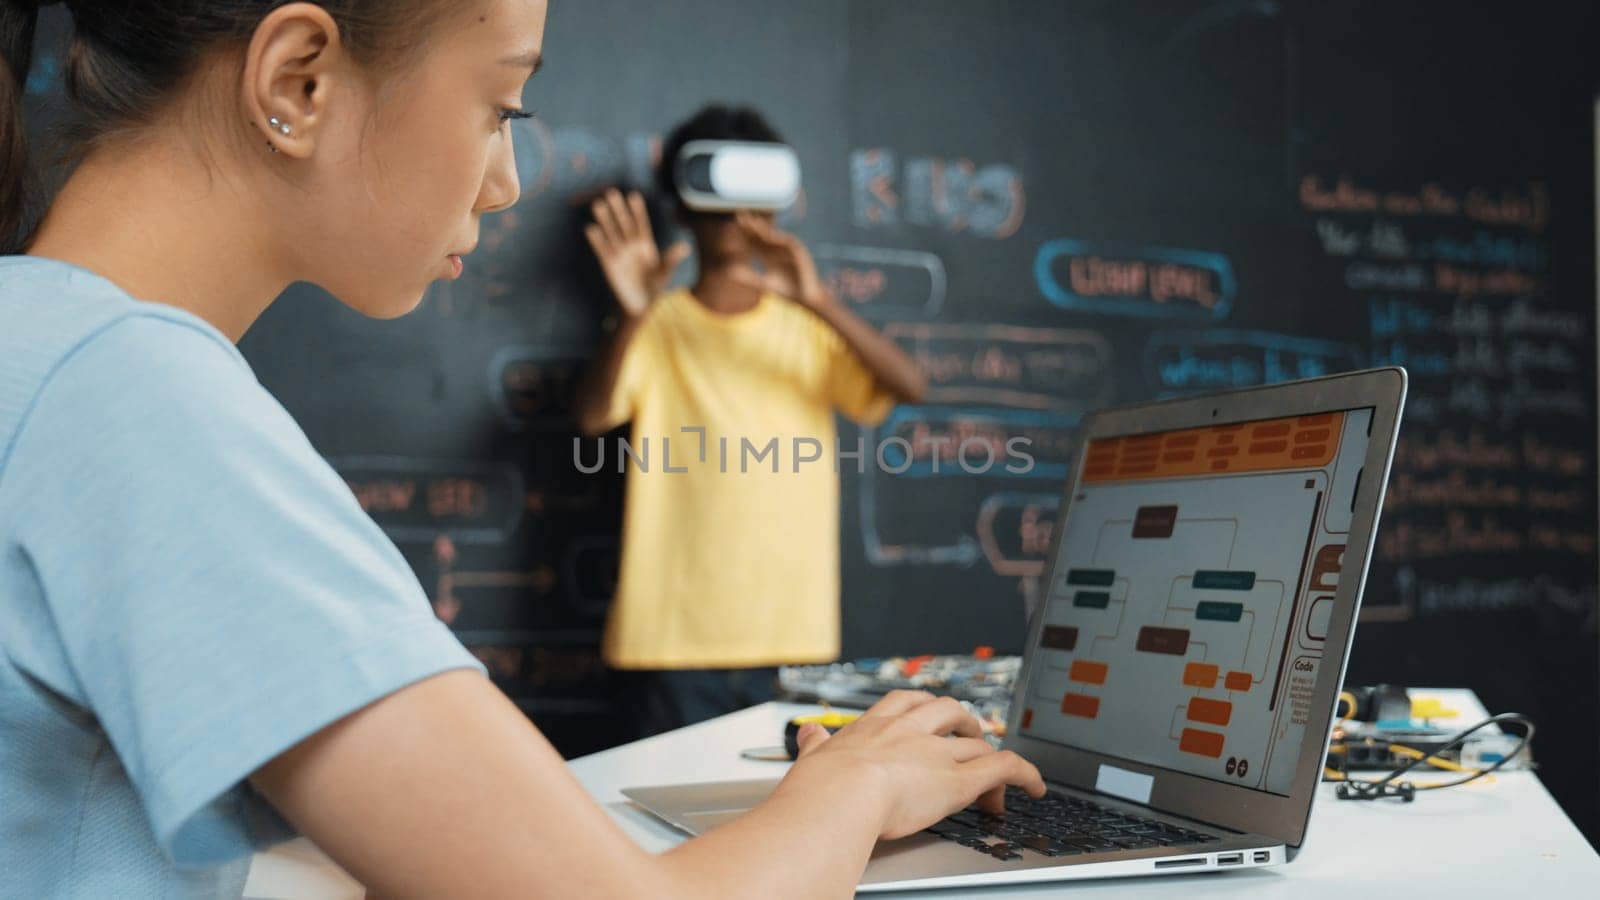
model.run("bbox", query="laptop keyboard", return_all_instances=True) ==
[924,787,1221,861]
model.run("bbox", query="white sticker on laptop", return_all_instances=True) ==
[1096,764,1154,804]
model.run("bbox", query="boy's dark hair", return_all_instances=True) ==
[0,0,465,253]
[655,103,784,221]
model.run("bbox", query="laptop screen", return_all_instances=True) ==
[1017,407,1375,797]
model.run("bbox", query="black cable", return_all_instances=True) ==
[1331,712,1536,802]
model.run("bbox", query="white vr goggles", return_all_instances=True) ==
[673,140,801,212]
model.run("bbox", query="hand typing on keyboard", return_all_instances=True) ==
[775,690,1047,841]
[925,786,1222,861]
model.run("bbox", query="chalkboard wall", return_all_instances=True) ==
[24,1,1600,844]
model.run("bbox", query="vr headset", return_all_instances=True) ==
[672,140,801,212]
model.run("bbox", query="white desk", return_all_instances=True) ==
[245,689,1600,898]
[568,690,1600,898]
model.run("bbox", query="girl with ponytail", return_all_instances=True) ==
[0,4,1043,898]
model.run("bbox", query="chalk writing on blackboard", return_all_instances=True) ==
[875,406,1077,479]
[976,492,1060,578]
[334,456,526,544]
[1380,431,1596,559]
[1389,566,1594,618]
[1300,176,1549,233]
[487,344,589,431]
[813,244,947,318]
[851,148,1026,238]
[1367,291,1586,427]
[1300,174,1590,625]
[857,322,1099,569]
[887,322,1113,410]
[1143,329,1363,394]
[859,406,1078,569]
[429,535,557,626]
[1034,240,1236,320]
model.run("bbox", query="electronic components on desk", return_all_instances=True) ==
[1325,695,1537,803]
[1340,684,1412,723]
[779,649,1018,738]
[779,650,1019,704]
[1330,685,1534,773]
[1330,726,1533,772]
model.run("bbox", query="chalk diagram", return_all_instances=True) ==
[333,456,618,632]
[857,323,1107,571]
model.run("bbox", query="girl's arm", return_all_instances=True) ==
[250,671,1041,900]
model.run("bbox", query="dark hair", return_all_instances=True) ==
[654,103,784,223]
[0,0,464,253]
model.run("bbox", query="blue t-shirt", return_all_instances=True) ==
[0,256,485,898]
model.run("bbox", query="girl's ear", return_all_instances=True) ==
[239,2,347,159]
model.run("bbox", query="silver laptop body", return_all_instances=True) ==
[625,368,1408,891]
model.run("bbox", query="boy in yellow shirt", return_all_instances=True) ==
[573,106,926,737]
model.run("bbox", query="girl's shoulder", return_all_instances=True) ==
[0,256,251,465]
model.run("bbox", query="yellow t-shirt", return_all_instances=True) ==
[597,289,897,669]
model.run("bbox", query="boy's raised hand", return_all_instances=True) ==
[735,211,832,309]
[585,188,690,318]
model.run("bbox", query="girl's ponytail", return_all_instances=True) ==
[1,1,40,253]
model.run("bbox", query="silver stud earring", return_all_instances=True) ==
[268,116,292,135]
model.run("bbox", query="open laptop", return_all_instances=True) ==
[625,367,1407,891]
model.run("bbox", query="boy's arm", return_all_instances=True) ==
[734,211,927,405]
[572,313,645,436]
[572,188,689,435]
[809,297,927,405]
